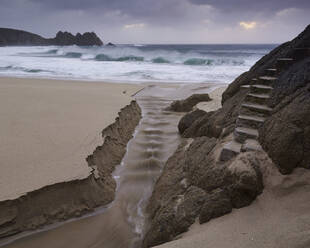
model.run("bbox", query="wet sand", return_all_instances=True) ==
[0,77,142,201]
[1,83,222,248]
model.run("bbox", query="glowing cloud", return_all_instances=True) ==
[123,23,145,29]
[239,21,257,30]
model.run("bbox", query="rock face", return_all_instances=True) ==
[178,109,206,134]
[0,28,103,46]
[0,101,141,239]
[143,138,265,247]
[259,83,310,174]
[143,24,310,247]
[178,24,310,174]
[167,94,212,112]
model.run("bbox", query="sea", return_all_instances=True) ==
[0,44,277,84]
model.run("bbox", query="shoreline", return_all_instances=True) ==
[0,75,228,89]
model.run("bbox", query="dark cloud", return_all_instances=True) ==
[24,0,310,15]
[29,0,177,17]
[189,0,310,11]
[0,0,309,43]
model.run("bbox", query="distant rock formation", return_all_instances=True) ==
[106,42,116,47]
[0,28,103,46]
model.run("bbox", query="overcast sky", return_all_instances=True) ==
[1,0,309,44]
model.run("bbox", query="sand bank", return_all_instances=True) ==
[0,77,143,201]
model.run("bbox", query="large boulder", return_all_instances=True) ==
[143,186,206,248]
[225,152,264,208]
[199,189,232,224]
[178,109,206,134]
[167,94,211,112]
[143,137,265,247]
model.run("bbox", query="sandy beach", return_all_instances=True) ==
[0,5,308,248]
[0,77,143,201]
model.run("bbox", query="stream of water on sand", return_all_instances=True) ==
[2,84,217,248]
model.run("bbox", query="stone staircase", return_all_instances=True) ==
[219,47,309,162]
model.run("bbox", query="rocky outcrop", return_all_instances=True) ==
[0,28,103,46]
[52,31,103,46]
[167,94,211,112]
[143,138,265,247]
[106,42,116,47]
[178,109,206,134]
[0,101,141,239]
[178,24,310,174]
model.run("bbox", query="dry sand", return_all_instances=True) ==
[156,162,310,248]
[196,86,227,112]
[0,77,143,201]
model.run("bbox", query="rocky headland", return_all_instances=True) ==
[0,101,141,239]
[0,28,103,46]
[142,25,310,247]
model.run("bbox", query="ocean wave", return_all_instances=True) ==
[152,57,170,64]
[46,49,58,54]
[63,52,83,58]
[0,65,51,73]
[95,54,144,62]
[117,56,144,62]
[0,44,273,83]
[0,65,13,70]
[184,58,212,65]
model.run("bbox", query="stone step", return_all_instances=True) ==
[258,76,277,86]
[219,140,241,162]
[276,58,294,72]
[245,93,270,105]
[265,68,277,77]
[251,78,258,84]
[292,48,310,60]
[234,127,259,143]
[240,85,251,90]
[241,102,272,115]
[236,114,265,129]
[241,139,263,152]
[250,84,273,94]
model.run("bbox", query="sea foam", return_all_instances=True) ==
[0,44,276,83]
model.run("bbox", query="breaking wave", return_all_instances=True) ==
[0,44,276,83]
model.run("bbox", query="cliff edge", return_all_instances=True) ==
[0,28,103,46]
